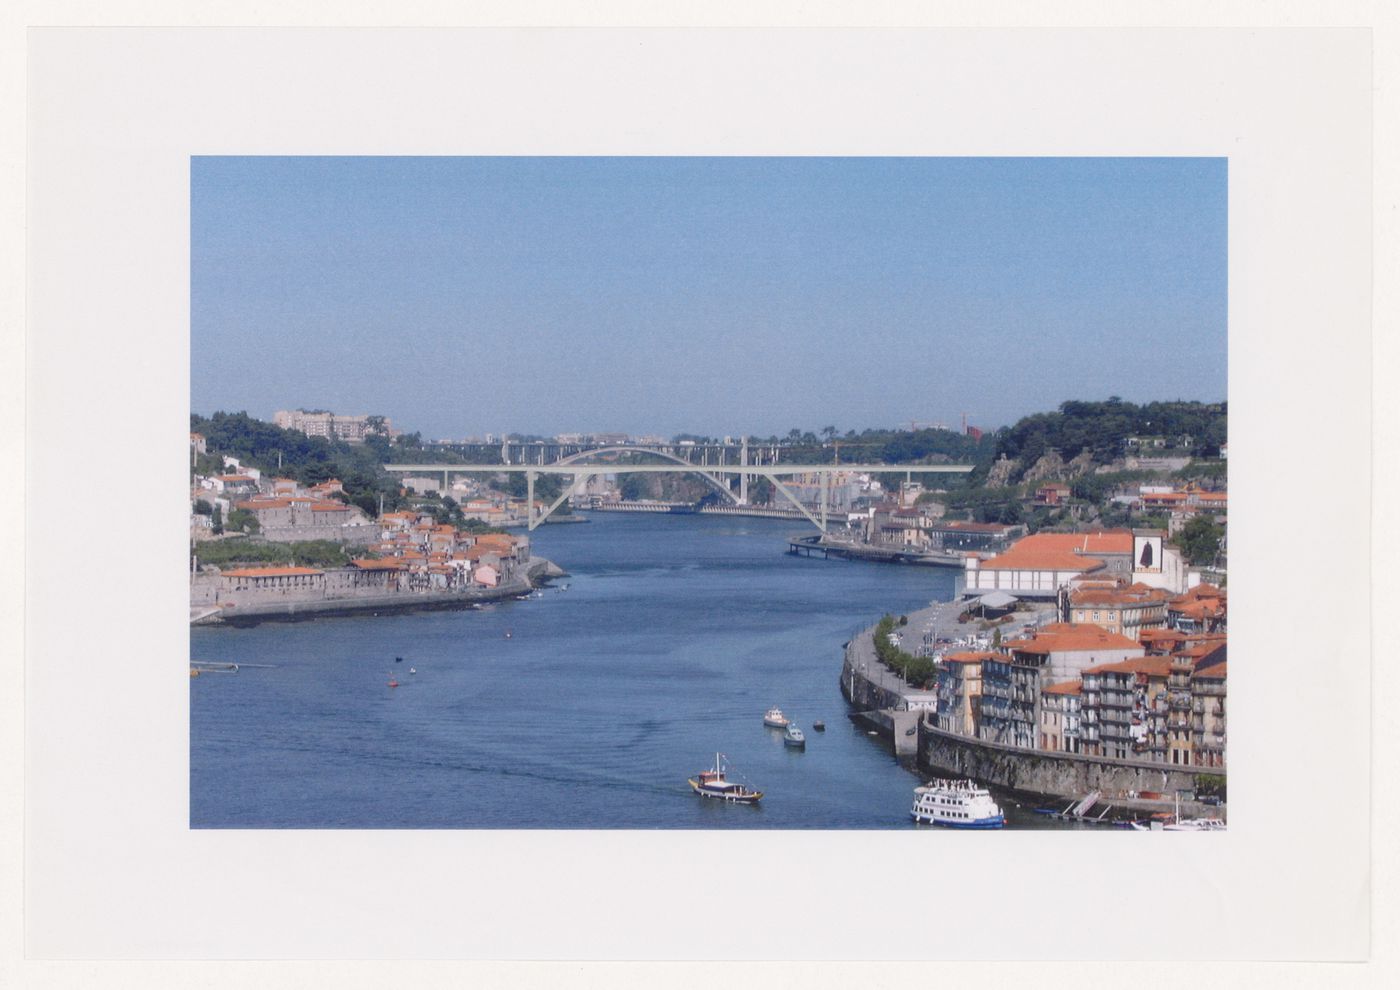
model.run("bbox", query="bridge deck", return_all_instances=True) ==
[384,463,973,475]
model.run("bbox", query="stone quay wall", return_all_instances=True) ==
[918,720,1218,801]
[257,524,379,546]
[191,557,565,624]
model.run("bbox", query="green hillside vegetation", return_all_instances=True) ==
[992,398,1226,481]
[192,538,367,569]
[191,411,487,518]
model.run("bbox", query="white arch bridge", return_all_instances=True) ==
[385,446,973,532]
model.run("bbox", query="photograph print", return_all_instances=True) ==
[189,156,1228,831]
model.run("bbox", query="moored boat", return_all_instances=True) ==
[783,723,806,749]
[910,779,1006,829]
[763,707,789,728]
[812,720,825,732]
[1163,817,1226,831]
[688,754,763,804]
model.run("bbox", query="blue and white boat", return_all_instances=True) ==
[910,779,1006,829]
[783,723,806,749]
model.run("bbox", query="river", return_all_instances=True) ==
[190,512,1070,829]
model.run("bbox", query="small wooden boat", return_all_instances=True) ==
[688,754,763,804]
[812,720,826,732]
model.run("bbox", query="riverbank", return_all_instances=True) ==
[191,556,567,625]
[791,533,966,568]
[838,599,1224,819]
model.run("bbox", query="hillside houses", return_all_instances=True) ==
[369,512,529,590]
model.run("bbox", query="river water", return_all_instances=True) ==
[191,512,1066,829]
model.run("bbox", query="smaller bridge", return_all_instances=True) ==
[386,448,973,533]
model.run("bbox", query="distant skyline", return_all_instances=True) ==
[192,157,1226,439]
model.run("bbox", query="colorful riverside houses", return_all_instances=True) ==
[978,655,1041,749]
[977,623,1145,751]
[934,651,999,737]
[1078,656,1174,760]
[1000,623,1146,683]
[1039,679,1083,754]
[1190,661,1227,768]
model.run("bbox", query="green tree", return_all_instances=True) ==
[226,508,260,534]
[619,474,648,501]
[748,476,774,505]
[506,473,562,501]
[1176,515,1224,565]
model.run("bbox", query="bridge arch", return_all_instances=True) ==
[552,446,740,504]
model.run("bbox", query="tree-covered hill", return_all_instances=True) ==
[191,411,425,517]
[992,398,1226,474]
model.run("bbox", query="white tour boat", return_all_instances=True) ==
[688,754,763,805]
[1163,817,1226,831]
[910,779,1006,829]
[763,707,790,728]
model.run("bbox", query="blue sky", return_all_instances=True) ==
[191,157,1226,439]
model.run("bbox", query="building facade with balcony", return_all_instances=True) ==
[1191,663,1227,768]
[934,651,996,737]
[1068,582,1170,637]
[1039,680,1083,754]
[978,657,1042,749]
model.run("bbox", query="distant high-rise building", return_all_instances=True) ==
[273,409,393,444]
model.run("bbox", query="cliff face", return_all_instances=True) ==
[985,456,1018,488]
[1020,450,1068,484]
[1020,449,1098,485]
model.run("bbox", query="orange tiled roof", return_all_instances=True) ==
[979,531,1130,572]
[1004,622,1143,654]
[351,559,402,570]
[1071,585,1168,606]
[1193,663,1227,680]
[1082,655,1175,677]
[942,650,1001,664]
[1042,680,1083,695]
[1175,639,1228,661]
[236,498,288,510]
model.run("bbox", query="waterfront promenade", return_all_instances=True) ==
[842,597,1053,707]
